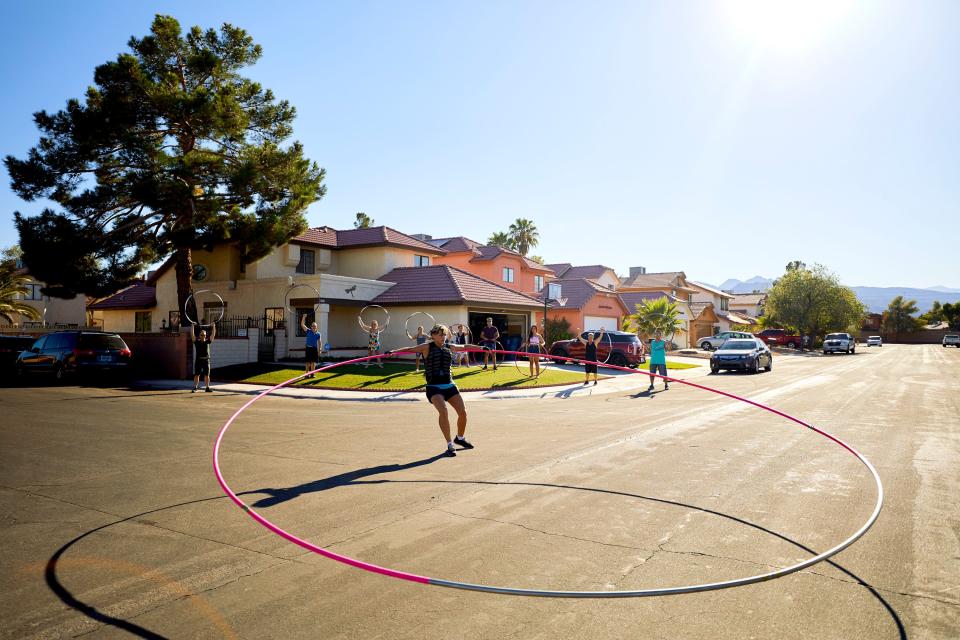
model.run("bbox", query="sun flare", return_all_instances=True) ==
[722,0,856,54]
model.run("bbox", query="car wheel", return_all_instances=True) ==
[700,342,712,351]
[53,364,65,383]
[764,357,772,372]
[550,348,569,363]
[710,364,719,374]
[753,357,761,374]
[610,352,627,368]
[787,341,797,349]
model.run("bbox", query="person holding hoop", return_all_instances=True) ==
[647,330,668,391]
[526,325,544,377]
[358,318,385,369]
[405,325,428,372]
[480,317,499,371]
[300,314,321,379]
[388,324,474,458]
[452,324,471,367]
[192,322,216,393]
[576,327,605,386]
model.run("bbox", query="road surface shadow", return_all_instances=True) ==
[42,476,905,639]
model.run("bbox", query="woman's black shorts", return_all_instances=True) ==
[426,384,460,402]
[305,345,319,361]
[585,362,598,374]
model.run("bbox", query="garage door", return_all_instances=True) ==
[583,315,619,331]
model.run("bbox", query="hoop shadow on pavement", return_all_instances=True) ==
[43,467,905,639]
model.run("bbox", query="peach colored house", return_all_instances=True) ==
[535,279,629,335]
[429,237,555,296]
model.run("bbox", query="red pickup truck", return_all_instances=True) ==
[756,329,802,349]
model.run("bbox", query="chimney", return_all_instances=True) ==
[629,266,647,277]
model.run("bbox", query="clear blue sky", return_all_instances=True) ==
[1,1,957,289]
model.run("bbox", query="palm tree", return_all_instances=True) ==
[626,297,685,341]
[882,295,921,342]
[507,218,539,256]
[487,231,515,250]
[0,262,42,325]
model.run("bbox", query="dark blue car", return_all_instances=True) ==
[16,331,132,381]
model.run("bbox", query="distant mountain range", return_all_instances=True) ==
[715,277,960,314]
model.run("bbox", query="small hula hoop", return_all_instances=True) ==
[359,304,390,330]
[284,283,322,321]
[512,342,544,377]
[581,329,614,365]
[404,312,436,342]
[183,290,225,326]
[480,340,505,366]
[214,348,883,598]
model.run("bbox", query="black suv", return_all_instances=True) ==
[15,331,132,380]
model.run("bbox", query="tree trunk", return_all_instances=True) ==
[175,247,193,328]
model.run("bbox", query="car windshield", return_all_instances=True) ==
[825,334,846,340]
[719,340,757,351]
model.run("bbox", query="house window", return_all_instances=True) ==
[721,298,729,311]
[414,255,430,267]
[168,310,181,329]
[203,302,226,325]
[296,249,315,274]
[534,275,544,292]
[135,311,152,333]
[24,284,43,301]
[264,307,285,336]
[502,267,514,283]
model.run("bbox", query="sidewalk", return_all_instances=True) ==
[136,357,707,402]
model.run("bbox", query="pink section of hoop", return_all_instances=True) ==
[214,348,881,593]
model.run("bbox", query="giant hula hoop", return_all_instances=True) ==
[184,290,225,326]
[214,348,883,598]
[284,283,322,322]
[359,304,390,330]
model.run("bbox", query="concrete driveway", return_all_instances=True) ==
[1,344,957,639]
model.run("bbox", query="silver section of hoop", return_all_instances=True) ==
[404,312,436,339]
[183,290,225,325]
[284,283,322,320]
[359,304,390,329]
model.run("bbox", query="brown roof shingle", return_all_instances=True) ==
[372,266,542,307]
[89,281,156,310]
[536,278,628,313]
[292,226,446,254]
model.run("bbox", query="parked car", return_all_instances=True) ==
[0,335,36,377]
[709,339,772,374]
[549,330,646,368]
[823,332,856,354]
[15,331,132,381]
[866,336,883,347]
[698,331,755,351]
[943,334,960,348]
[756,329,802,349]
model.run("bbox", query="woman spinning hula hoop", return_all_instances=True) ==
[387,324,475,458]
[406,325,428,372]
[576,326,605,386]
[525,325,544,377]
[358,317,385,369]
[191,321,216,393]
[451,324,472,367]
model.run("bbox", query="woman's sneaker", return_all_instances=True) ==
[454,436,474,449]
[445,444,457,457]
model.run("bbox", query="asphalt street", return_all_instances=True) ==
[1,344,958,639]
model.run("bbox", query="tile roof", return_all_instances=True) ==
[618,291,683,313]
[545,263,572,278]
[89,281,157,310]
[730,293,767,305]
[690,280,734,299]
[292,226,446,254]
[371,266,542,307]
[619,271,689,289]
[437,236,553,272]
[557,265,615,281]
[717,310,756,325]
[536,278,628,312]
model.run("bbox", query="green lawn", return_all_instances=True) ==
[214,359,697,392]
